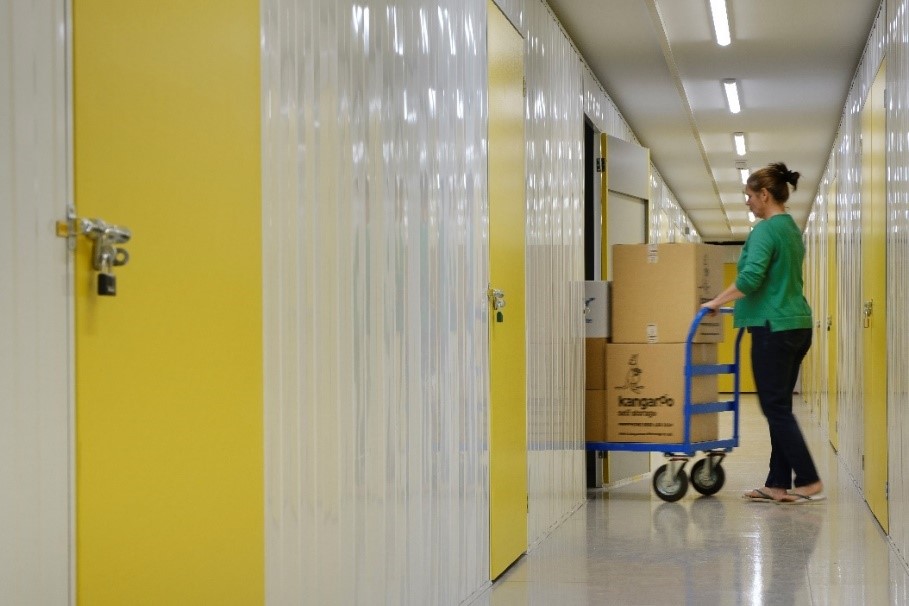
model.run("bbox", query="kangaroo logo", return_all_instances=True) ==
[616,354,644,393]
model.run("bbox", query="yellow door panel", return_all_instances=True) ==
[718,264,755,393]
[599,134,610,484]
[488,0,528,579]
[74,2,263,603]
[827,179,839,450]
[861,59,888,531]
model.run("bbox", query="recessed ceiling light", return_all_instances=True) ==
[734,132,746,156]
[709,0,731,47]
[723,79,741,114]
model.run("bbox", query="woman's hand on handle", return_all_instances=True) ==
[701,283,746,316]
[700,299,722,316]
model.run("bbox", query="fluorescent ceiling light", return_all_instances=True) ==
[723,79,741,114]
[734,132,746,156]
[740,168,749,185]
[748,211,756,223]
[709,0,731,46]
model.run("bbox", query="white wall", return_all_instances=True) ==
[522,0,588,547]
[804,4,884,498]
[885,0,909,560]
[261,0,701,603]
[0,0,72,603]
[261,1,490,603]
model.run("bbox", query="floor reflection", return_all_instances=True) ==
[472,396,909,606]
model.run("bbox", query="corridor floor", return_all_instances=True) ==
[474,395,909,605]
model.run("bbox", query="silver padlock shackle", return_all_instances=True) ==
[77,217,132,244]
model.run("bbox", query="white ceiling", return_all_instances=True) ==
[545,0,881,241]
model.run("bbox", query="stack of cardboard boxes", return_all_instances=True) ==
[586,243,726,444]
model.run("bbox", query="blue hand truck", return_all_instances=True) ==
[586,307,745,502]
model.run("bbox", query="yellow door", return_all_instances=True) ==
[73,3,264,603]
[487,0,528,579]
[599,133,609,277]
[718,263,755,393]
[599,134,610,484]
[861,59,888,531]
[827,179,839,450]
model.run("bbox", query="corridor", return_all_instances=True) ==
[476,395,909,605]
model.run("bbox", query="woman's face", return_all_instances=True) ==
[744,186,769,219]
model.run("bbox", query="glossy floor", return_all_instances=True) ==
[473,395,909,605]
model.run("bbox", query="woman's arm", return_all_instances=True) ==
[701,282,745,313]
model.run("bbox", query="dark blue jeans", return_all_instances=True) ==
[749,325,819,489]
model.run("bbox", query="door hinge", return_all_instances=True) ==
[595,158,606,173]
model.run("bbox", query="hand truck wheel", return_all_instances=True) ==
[652,461,689,502]
[690,455,726,496]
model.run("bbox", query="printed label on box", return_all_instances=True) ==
[647,244,659,263]
[697,252,713,304]
[646,324,658,343]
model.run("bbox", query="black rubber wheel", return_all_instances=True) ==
[690,458,725,496]
[652,463,689,502]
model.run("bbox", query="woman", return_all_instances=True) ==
[701,162,824,504]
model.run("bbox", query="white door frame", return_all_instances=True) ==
[0,0,75,603]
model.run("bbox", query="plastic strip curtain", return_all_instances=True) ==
[261,1,490,603]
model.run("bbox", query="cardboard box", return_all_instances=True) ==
[611,243,725,343]
[585,338,607,389]
[584,281,610,338]
[605,342,719,443]
[585,389,606,442]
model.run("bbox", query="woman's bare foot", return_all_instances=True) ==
[786,481,824,498]
[779,481,827,504]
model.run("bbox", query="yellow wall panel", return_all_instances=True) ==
[73,2,263,603]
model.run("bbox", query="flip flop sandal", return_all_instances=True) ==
[742,488,777,502]
[779,492,827,504]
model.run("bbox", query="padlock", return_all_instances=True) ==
[98,272,117,296]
